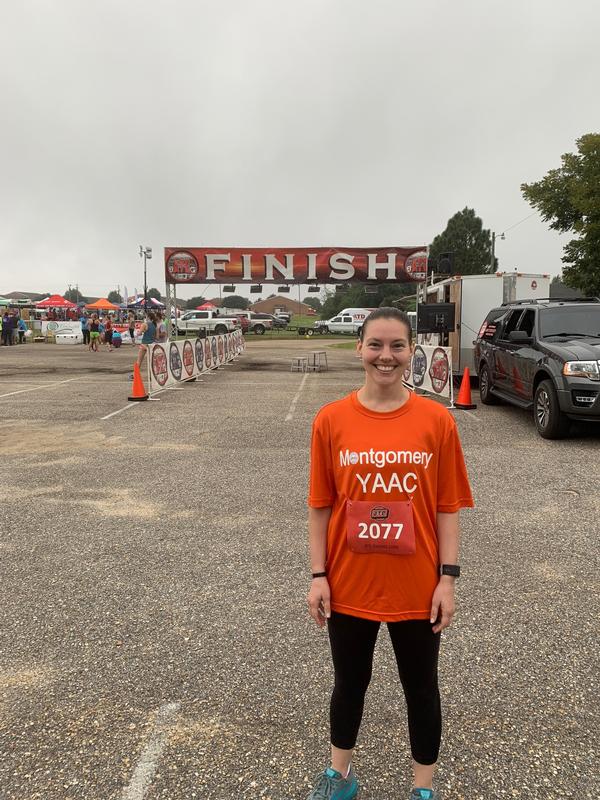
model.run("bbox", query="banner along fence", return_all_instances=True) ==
[146,331,244,393]
[404,344,453,403]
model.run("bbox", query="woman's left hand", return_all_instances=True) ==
[430,578,456,634]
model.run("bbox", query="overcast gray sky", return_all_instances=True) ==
[1,0,598,300]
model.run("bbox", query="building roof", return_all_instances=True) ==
[250,297,315,315]
[2,290,48,301]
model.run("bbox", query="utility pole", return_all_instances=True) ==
[491,232,505,272]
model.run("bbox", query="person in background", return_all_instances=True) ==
[134,310,157,374]
[154,311,168,343]
[0,313,4,345]
[9,313,18,345]
[104,315,114,352]
[17,317,27,344]
[2,312,13,345]
[128,311,136,345]
[89,315,100,352]
[80,312,90,346]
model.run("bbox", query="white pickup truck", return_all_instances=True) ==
[173,310,240,336]
[313,310,372,335]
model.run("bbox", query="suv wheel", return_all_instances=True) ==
[534,379,570,439]
[214,324,227,335]
[254,324,265,335]
[478,364,497,405]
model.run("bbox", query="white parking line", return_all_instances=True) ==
[0,377,82,399]
[121,702,180,800]
[101,387,168,419]
[285,373,309,421]
[100,403,139,420]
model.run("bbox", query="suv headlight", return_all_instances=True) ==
[563,361,600,380]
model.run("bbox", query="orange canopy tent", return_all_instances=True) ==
[85,298,121,311]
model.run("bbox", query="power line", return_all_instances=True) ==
[501,210,538,235]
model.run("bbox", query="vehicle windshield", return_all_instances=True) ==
[539,306,600,338]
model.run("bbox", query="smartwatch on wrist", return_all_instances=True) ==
[439,564,460,578]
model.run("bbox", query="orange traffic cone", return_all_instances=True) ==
[128,363,149,401]
[455,367,477,410]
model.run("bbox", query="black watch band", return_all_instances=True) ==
[440,564,460,578]
[311,571,327,579]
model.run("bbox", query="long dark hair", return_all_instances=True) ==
[359,307,413,343]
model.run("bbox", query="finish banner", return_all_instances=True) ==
[404,345,453,401]
[164,246,428,285]
[146,331,245,393]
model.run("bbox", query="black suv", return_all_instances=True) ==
[474,298,600,439]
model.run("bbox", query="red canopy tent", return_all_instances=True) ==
[36,294,77,308]
[85,298,121,311]
[196,301,218,310]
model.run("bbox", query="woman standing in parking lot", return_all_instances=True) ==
[128,311,136,345]
[88,315,100,352]
[306,307,474,800]
[136,311,157,370]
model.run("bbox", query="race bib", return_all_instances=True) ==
[346,500,416,555]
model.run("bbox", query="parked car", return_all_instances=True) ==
[474,298,600,438]
[233,311,273,335]
[174,310,240,336]
[251,312,288,329]
[274,312,291,324]
[313,310,373,335]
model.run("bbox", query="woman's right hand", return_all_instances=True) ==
[307,577,331,627]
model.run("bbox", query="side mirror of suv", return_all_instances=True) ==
[508,330,532,344]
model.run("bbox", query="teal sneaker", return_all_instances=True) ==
[410,790,440,800]
[306,765,358,799]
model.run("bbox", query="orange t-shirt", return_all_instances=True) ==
[308,390,474,622]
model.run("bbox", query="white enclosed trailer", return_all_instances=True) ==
[419,272,551,374]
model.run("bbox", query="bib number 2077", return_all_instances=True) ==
[346,500,416,555]
[357,522,404,540]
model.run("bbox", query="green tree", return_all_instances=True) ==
[186,296,206,309]
[64,287,84,303]
[221,295,249,309]
[147,287,162,301]
[108,290,123,304]
[303,296,322,312]
[521,133,600,295]
[428,208,496,275]
[319,282,416,318]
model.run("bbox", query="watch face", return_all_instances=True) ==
[441,564,460,577]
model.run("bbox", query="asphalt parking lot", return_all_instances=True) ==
[0,340,598,800]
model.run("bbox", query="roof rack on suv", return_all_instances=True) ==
[500,297,600,306]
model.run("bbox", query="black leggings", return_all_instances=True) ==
[327,611,441,765]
